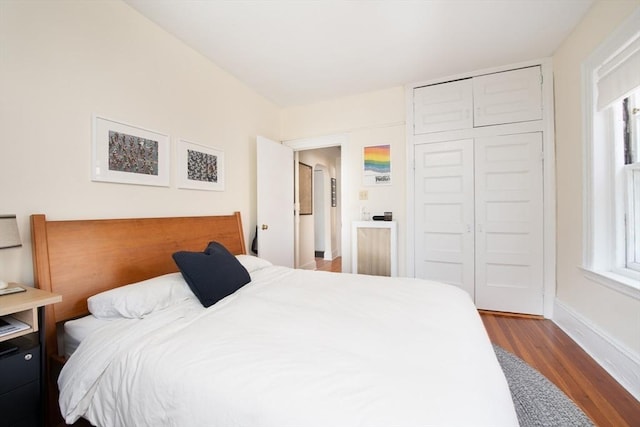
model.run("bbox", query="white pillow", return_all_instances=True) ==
[235,254,273,273]
[88,272,195,319]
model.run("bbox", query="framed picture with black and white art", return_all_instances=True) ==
[177,139,225,191]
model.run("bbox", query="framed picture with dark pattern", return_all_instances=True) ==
[92,115,170,187]
[177,139,225,191]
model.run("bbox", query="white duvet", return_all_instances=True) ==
[59,266,518,427]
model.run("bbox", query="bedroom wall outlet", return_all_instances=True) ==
[359,190,368,200]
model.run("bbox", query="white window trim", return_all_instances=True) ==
[582,7,640,300]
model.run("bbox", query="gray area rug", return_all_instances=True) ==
[494,345,594,427]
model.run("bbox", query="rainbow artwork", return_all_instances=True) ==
[363,144,391,185]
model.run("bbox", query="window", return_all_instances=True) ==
[583,8,640,298]
[624,91,640,272]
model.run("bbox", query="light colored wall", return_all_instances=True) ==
[0,0,280,286]
[282,88,406,274]
[553,0,640,354]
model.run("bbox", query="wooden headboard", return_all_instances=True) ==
[30,212,246,357]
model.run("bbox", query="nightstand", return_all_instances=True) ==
[0,286,61,427]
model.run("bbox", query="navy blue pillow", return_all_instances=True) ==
[172,241,251,308]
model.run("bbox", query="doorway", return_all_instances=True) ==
[284,134,348,272]
[297,147,341,269]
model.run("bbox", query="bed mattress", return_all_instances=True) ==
[59,265,518,426]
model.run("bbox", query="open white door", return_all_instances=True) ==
[257,136,294,267]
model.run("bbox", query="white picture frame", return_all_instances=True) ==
[92,115,170,187]
[177,139,225,191]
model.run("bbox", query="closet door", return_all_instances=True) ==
[413,79,473,134]
[474,132,544,315]
[414,140,475,297]
[473,66,542,127]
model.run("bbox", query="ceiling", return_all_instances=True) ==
[124,0,595,107]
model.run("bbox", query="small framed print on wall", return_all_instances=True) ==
[331,178,337,207]
[92,115,170,187]
[177,139,225,191]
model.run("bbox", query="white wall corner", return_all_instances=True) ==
[553,299,640,401]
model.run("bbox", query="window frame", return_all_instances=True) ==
[582,8,640,299]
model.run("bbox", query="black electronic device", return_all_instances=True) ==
[372,212,393,221]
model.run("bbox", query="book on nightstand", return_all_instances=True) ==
[0,315,30,338]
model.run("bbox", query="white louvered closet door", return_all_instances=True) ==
[474,132,544,315]
[414,140,475,298]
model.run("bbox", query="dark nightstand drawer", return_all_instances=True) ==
[0,380,39,427]
[0,335,40,395]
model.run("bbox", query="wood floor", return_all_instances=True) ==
[482,312,639,427]
[315,256,343,272]
[316,257,640,427]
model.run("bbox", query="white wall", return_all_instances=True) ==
[282,88,406,274]
[553,0,640,392]
[0,0,280,286]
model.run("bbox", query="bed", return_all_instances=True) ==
[30,212,518,427]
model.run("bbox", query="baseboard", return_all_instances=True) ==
[553,299,640,401]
